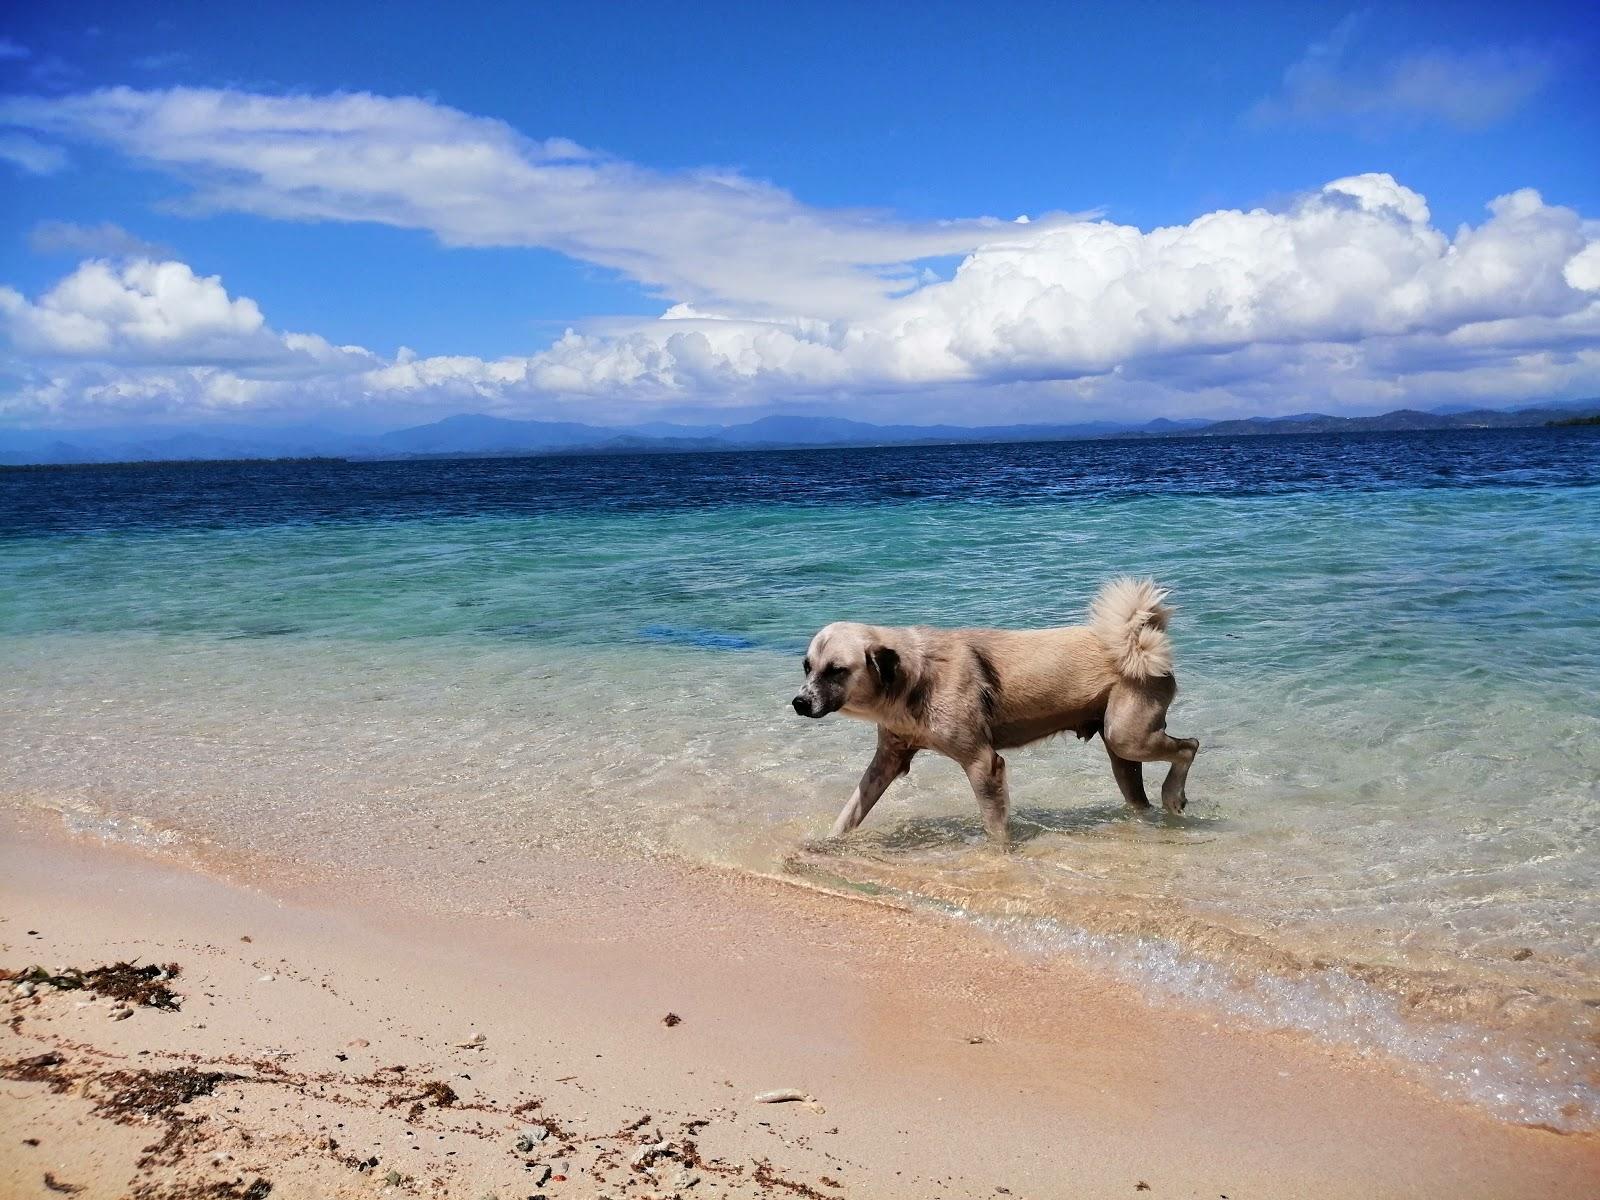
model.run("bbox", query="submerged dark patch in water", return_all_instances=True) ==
[638,624,759,650]
[480,620,563,638]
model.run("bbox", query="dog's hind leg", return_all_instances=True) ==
[1105,745,1151,810]
[1103,684,1199,815]
[830,728,917,837]
[962,748,1011,846]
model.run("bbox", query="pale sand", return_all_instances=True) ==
[2,814,1597,1200]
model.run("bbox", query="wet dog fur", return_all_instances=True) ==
[791,577,1199,844]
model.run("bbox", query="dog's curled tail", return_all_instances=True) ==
[1089,576,1175,682]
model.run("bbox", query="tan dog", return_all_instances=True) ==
[791,578,1198,844]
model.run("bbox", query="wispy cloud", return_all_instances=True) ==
[28,219,171,259]
[0,37,30,60]
[0,87,1047,321]
[132,51,190,72]
[1252,13,1558,130]
[0,132,68,174]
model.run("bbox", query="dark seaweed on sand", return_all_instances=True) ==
[5,961,184,1009]
[0,1051,73,1092]
[97,1067,243,1121]
[132,1179,272,1200]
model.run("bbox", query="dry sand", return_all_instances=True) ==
[2,813,1596,1200]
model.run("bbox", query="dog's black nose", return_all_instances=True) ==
[792,695,813,716]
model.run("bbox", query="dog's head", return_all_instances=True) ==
[792,622,904,719]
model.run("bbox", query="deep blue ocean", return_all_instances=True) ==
[4,426,1596,536]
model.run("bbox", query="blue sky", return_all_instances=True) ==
[1,0,1597,430]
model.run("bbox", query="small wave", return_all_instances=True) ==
[48,801,186,853]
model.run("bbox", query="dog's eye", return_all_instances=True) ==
[825,664,849,678]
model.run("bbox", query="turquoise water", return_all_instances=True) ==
[2,431,1598,1129]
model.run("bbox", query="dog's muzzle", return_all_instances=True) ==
[792,693,821,717]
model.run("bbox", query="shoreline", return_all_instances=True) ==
[3,814,1596,1199]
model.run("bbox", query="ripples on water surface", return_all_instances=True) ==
[2,428,1598,1129]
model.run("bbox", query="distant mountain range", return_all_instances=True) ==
[3,399,1597,466]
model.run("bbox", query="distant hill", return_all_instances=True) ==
[1168,406,1593,438]
[2,400,1595,466]
[370,413,615,454]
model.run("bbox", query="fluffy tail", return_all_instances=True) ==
[1088,576,1174,682]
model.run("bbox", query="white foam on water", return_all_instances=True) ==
[966,909,1600,1132]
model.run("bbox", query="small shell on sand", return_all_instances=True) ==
[753,1089,812,1104]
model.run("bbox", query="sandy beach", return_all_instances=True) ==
[3,811,1596,1200]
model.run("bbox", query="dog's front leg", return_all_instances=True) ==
[830,728,916,837]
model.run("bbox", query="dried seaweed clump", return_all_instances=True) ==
[0,1051,74,1093]
[96,1067,242,1122]
[6,962,183,1010]
[130,1179,272,1200]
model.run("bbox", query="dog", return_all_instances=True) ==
[791,577,1199,844]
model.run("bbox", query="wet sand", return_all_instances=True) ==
[2,814,1597,1200]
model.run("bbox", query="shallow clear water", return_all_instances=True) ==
[2,429,1598,1129]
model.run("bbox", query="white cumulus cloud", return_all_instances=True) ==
[377,174,1595,402]
[0,258,376,377]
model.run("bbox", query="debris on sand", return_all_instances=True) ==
[1,1051,74,1093]
[42,1172,83,1194]
[752,1089,811,1104]
[752,1089,825,1112]
[662,1012,682,1027]
[87,1066,249,1175]
[630,1139,671,1169]
[96,1067,242,1121]
[3,962,184,1010]
[387,1080,458,1113]
[752,1158,830,1199]
[134,1181,272,1200]
[515,1124,551,1152]
[455,1032,487,1049]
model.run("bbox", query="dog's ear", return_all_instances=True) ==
[866,644,900,691]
